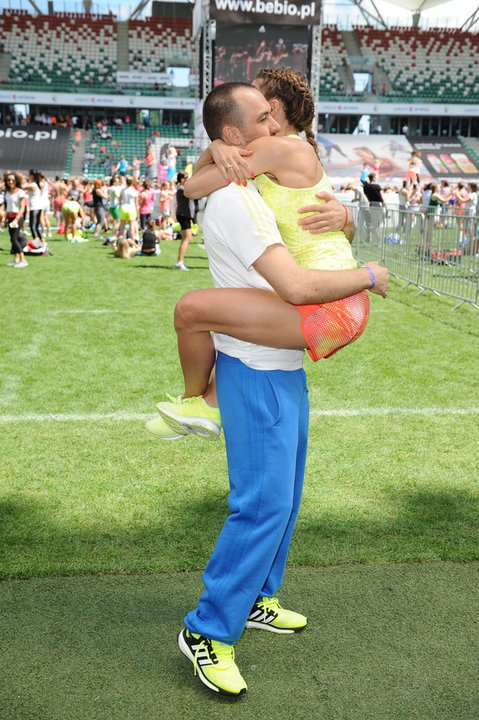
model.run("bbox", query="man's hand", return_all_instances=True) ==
[365,262,389,298]
[297,191,352,237]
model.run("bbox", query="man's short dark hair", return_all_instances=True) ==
[202,82,251,141]
[368,173,376,182]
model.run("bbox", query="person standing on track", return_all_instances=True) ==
[166,82,389,697]
[172,172,194,271]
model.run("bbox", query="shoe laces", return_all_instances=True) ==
[255,596,281,619]
[165,394,202,406]
[192,636,235,676]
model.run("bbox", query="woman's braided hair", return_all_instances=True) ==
[255,67,318,154]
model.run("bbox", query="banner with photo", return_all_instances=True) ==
[316,134,428,186]
[210,0,320,26]
[408,137,479,182]
[214,22,310,84]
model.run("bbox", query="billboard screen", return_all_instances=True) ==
[409,137,479,182]
[0,126,71,174]
[210,0,320,26]
[214,23,310,84]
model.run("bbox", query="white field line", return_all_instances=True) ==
[0,407,478,423]
[51,309,137,314]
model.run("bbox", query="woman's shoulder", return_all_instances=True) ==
[248,135,311,152]
[248,135,317,167]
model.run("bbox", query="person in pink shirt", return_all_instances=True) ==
[139,180,156,230]
[159,181,171,216]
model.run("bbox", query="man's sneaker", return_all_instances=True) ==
[246,596,307,634]
[173,262,189,271]
[156,395,221,440]
[14,260,28,268]
[177,628,247,697]
[145,414,186,441]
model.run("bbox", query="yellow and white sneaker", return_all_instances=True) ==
[178,628,247,697]
[246,596,307,634]
[145,414,186,440]
[156,395,221,440]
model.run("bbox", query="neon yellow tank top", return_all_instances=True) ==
[253,149,357,271]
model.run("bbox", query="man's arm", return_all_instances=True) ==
[253,244,388,304]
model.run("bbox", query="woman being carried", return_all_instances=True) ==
[147,68,385,440]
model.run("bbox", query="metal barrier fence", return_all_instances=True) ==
[348,204,479,310]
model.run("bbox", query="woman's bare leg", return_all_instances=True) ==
[174,288,305,399]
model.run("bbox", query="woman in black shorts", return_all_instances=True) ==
[173,172,194,271]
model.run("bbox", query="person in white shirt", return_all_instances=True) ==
[4,172,28,267]
[119,176,139,242]
[158,82,389,698]
[465,182,478,247]
[24,169,44,241]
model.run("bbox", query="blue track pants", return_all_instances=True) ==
[184,352,309,644]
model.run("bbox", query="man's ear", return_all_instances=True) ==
[269,98,281,119]
[222,125,242,146]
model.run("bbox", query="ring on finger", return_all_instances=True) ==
[225,164,233,170]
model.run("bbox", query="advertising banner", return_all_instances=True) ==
[0,90,197,111]
[116,71,170,85]
[408,137,479,181]
[210,0,320,26]
[0,126,71,173]
[214,22,310,84]
[316,133,431,186]
[317,101,479,117]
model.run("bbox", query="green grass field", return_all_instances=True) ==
[1,229,478,719]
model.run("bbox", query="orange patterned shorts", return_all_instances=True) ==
[295,290,370,361]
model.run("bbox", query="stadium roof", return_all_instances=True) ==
[381,0,451,11]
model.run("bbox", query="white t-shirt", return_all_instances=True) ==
[109,185,121,208]
[41,181,50,210]
[120,186,138,207]
[466,191,478,213]
[203,182,304,371]
[27,183,44,211]
[6,188,26,214]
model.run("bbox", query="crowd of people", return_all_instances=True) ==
[81,122,195,186]
[333,175,479,249]
[335,177,478,217]
[0,168,200,268]
[2,164,478,269]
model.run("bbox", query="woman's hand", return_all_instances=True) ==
[209,139,253,185]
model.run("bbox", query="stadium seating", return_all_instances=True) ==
[128,18,196,75]
[1,10,478,104]
[318,25,355,98]
[0,10,195,95]
[82,125,193,179]
[0,11,117,91]
[355,25,479,102]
